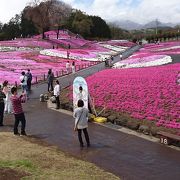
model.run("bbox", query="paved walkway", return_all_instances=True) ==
[4,100,180,180]
[2,45,180,180]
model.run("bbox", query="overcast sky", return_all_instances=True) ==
[0,0,180,24]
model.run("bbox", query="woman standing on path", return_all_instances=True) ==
[73,99,90,148]
[20,71,29,100]
[54,80,60,109]
[72,61,75,74]
[2,80,12,114]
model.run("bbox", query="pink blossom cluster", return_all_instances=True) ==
[139,41,180,55]
[49,48,97,58]
[0,38,53,49]
[86,64,180,129]
[0,50,92,85]
[119,54,168,64]
[34,30,90,48]
[105,40,135,47]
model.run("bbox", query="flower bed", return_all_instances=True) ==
[140,41,180,55]
[86,64,180,129]
[0,51,92,85]
[0,30,135,85]
[0,38,53,49]
[40,48,99,61]
[114,41,180,69]
[113,55,172,68]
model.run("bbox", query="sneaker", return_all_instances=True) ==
[14,133,20,136]
[87,143,91,147]
[21,132,27,136]
[80,144,84,148]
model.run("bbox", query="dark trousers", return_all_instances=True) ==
[55,96,60,109]
[48,81,53,92]
[0,102,5,125]
[77,128,90,146]
[14,113,26,134]
[27,80,32,91]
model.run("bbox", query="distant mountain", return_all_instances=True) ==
[143,20,175,29]
[112,20,143,30]
[113,20,178,30]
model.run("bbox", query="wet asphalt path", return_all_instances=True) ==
[23,100,180,180]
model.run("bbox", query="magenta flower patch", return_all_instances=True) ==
[86,64,180,129]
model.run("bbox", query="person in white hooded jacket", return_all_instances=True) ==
[2,80,12,113]
[53,80,60,109]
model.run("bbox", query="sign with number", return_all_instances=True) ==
[160,137,168,145]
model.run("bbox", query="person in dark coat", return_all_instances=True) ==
[47,69,54,92]
[26,69,32,91]
[0,85,6,126]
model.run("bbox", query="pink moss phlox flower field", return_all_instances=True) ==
[0,38,53,49]
[86,64,180,129]
[1,30,133,85]
[0,50,91,85]
[139,41,180,55]
[35,30,91,48]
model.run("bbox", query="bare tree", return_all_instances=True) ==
[24,0,71,39]
[49,0,72,39]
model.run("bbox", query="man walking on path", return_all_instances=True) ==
[0,85,6,126]
[47,69,54,92]
[10,87,27,136]
[26,69,32,91]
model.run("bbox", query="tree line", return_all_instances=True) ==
[0,0,130,41]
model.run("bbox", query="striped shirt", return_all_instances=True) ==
[10,95,23,114]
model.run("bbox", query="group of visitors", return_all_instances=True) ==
[20,69,32,98]
[46,68,90,148]
[46,69,90,148]
[105,54,123,67]
[0,69,32,133]
[0,83,27,136]
[66,61,76,74]
[0,67,90,149]
[105,56,113,67]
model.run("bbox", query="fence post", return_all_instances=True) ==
[43,74,46,81]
